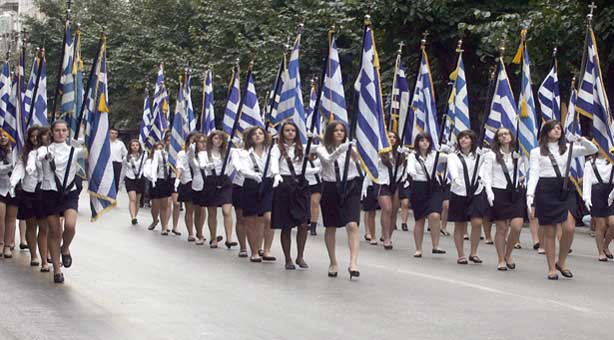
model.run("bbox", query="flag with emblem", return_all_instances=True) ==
[169,77,187,171]
[513,33,538,156]
[139,91,153,149]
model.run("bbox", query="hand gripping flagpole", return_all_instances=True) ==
[74,32,105,141]
[25,48,44,128]
[51,0,73,123]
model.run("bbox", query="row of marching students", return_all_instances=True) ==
[2,121,85,284]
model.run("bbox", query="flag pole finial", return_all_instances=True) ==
[364,14,372,26]
[456,38,464,53]
[421,31,429,49]
[66,0,73,20]
[248,60,254,71]
[552,47,558,58]
[397,41,405,55]
[297,23,304,35]
[588,2,597,24]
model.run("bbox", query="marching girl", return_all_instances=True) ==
[306,153,322,236]
[230,142,249,257]
[10,127,48,270]
[0,130,18,259]
[527,120,597,279]
[38,120,86,283]
[144,141,172,235]
[406,132,449,257]
[316,121,362,279]
[176,132,199,241]
[582,153,614,261]
[123,139,147,225]
[382,132,408,243]
[482,128,526,271]
[361,176,380,245]
[190,133,209,245]
[237,126,276,262]
[203,130,235,248]
[447,129,489,265]
[164,133,182,236]
[271,122,318,270]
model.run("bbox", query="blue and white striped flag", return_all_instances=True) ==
[564,87,584,194]
[59,22,75,124]
[411,48,439,146]
[84,35,117,221]
[139,93,152,149]
[537,61,560,123]
[23,53,39,129]
[149,64,168,143]
[354,23,391,182]
[321,35,348,126]
[576,30,612,161]
[515,44,538,157]
[0,61,11,138]
[484,59,517,147]
[452,54,470,140]
[200,69,216,135]
[238,70,264,133]
[276,33,307,143]
[391,56,411,144]
[305,81,321,135]
[8,50,26,151]
[264,57,284,135]
[30,52,47,128]
[222,66,240,136]
[185,73,196,132]
[444,85,456,146]
[169,78,186,171]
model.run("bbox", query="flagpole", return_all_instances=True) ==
[74,32,105,141]
[25,48,44,128]
[577,2,596,137]
[338,15,370,201]
[477,55,500,148]
[387,42,403,132]
[50,0,73,123]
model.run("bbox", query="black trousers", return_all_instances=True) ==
[113,161,122,193]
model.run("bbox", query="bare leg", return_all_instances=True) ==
[378,195,392,246]
[505,217,523,265]
[0,202,5,255]
[184,202,195,238]
[454,222,467,259]
[324,227,337,273]
[494,220,509,267]
[262,212,274,257]
[128,191,138,219]
[428,212,441,249]
[26,218,39,263]
[280,228,293,266]
[159,198,170,233]
[245,216,262,259]
[222,204,234,244]
[543,224,557,276]
[557,213,575,270]
[469,217,483,257]
[19,220,27,247]
[46,215,64,275]
[4,205,17,251]
[413,218,425,255]
[37,219,49,269]
[296,224,309,265]
[61,209,77,257]
[365,211,376,241]
[170,194,180,232]
[207,207,218,246]
[347,222,360,271]
[441,199,450,233]
[483,217,492,243]
[309,192,321,235]
[235,208,247,252]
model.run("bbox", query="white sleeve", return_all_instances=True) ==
[406,153,419,179]
[269,145,280,176]
[9,160,24,189]
[571,138,598,158]
[527,148,540,197]
[315,145,340,164]
[582,160,593,202]
[482,152,494,191]
[25,151,37,175]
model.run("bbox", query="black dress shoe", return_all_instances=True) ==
[432,249,446,254]
[606,253,614,260]
[216,235,224,242]
[19,243,28,250]
[533,242,540,250]
[285,263,296,270]
[54,273,64,283]
[468,255,483,264]
[225,241,238,249]
[328,271,338,278]
[348,268,360,280]
[555,263,573,278]
[506,262,516,270]
[262,255,276,262]
[131,218,138,225]
[61,253,72,268]
[250,257,262,263]
[547,274,559,280]
[497,265,508,271]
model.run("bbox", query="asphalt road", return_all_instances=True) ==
[1,191,613,340]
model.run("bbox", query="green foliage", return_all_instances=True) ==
[25,0,614,130]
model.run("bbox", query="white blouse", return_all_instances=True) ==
[305,158,322,186]
[407,151,448,183]
[38,141,85,192]
[237,147,276,179]
[110,139,128,163]
[190,150,208,191]
[0,152,15,196]
[203,149,233,177]
[527,138,598,197]
[482,150,524,191]
[447,150,484,196]
[9,150,39,193]
[176,150,193,184]
[315,145,359,182]
[144,150,171,186]
[123,152,147,180]
[583,158,614,201]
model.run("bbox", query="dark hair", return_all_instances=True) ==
[128,139,142,156]
[279,122,304,161]
[185,131,200,150]
[414,132,434,156]
[21,126,40,164]
[492,128,516,162]
[206,130,228,155]
[149,142,165,159]
[109,127,119,133]
[382,132,402,167]
[194,134,207,151]
[539,120,566,156]
[323,121,347,152]
[38,127,51,146]
[243,126,271,150]
[456,129,478,154]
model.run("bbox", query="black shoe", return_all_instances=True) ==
[131,218,138,225]
[216,235,224,242]
[258,249,264,257]
[468,255,483,264]
[262,255,276,262]
[161,231,169,236]
[383,244,393,250]
[348,268,360,280]
[497,265,508,271]
[457,257,468,265]
[285,263,296,270]
[40,266,50,273]
[432,248,446,254]
[506,262,516,270]
[401,223,408,231]
[19,243,28,250]
[238,250,248,258]
[606,252,614,260]
[533,242,540,250]
[309,222,317,236]
[30,260,40,267]
[555,263,573,278]
[54,273,64,283]
[568,248,573,254]
[147,220,158,230]
[225,241,238,249]
[547,274,559,280]
[250,257,262,263]
[171,230,182,236]
[328,271,338,278]
[61,253,72,268]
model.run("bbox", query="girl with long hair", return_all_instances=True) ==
[316,121,362,279]
[144,141,172,235]
[583,153,614,261]
[123,139,147,225]
[191,134,209,245]
[164,133,182,236]
[176,132,199,241]
[527,120,597,279]
[482,128,526,271]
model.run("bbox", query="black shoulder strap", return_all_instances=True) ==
[206,152,218,176]
[496,155,515,189]
[591,159,604,184]
[458,153,473,196]
[309,159,321,184]
[415,153,432,183]
[547,152,563,179]
[609,163,614,184]
[249,152,261,173]
[195,152,206,181]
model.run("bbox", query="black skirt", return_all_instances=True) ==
[17,190,45,220]
[361,184,380,211]
[271,176,311,229]
[0,192,18,206]
[535,177,578,225]
[192,189,207,207]
[41,189,79,217]
[448,191,489,222]
[409,181,443,221]
[204,175,233,207]
[241,178,273,217]
[442,183,451,201]
[125,177,145,194]
[232,184,243,209]
[150,178,172,199]
[398,184,411,200]
[309,183,322,194]
[177,182,193,203]
[590,183,614,217]
[321,178,361,228]
[490,187,527,221]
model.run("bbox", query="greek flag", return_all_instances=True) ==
[30,53,47,128]
[576,30,612,161]
[516,46,538,157]
[537,62,560,122]
[150,64,169,143]
[0,61,11,138]
[564,88,584,194]
[321,35,348,126]
[444,85,456,146]
[59,22,75,127]
[139,93,152,149]
[411,48,439,146]
[84,35,117,221]
[23,54,39,129]
[484,59,517,147]
[452,54,470,139]
[264,57,284,133]
[276,33,307,143]
[185,73,196,133]
[238,70,263,133]
[8,50,26,151]
[354,24,391,182]
[222,66,240,136]
[169,79,186,171]
[200,69,216,135]
[391,58,411,144]
[67,27,84,139]
[305,81,321,135]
